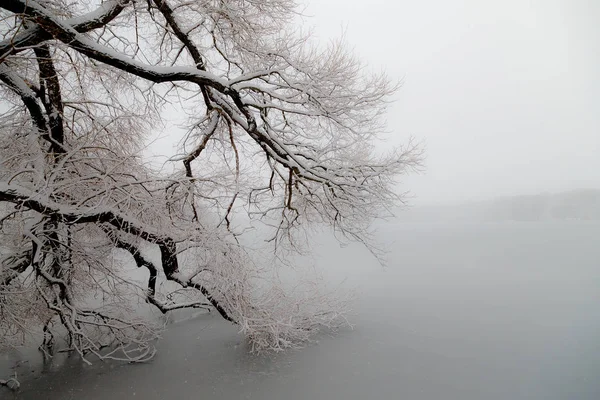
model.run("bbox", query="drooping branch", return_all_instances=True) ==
[157,239,236,323]
[165,272,236,323]
[103,225,236,322]
[0,182,166,243]
[0,182,237,322]
[103,226,212,314]
[0,0,421,359]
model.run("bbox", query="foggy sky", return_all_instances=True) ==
[302,0,600,205]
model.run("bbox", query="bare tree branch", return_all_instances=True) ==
[0,0,422,363]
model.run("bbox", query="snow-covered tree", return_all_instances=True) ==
[0,0,422,362]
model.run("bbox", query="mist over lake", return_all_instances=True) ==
[1,0,598,398]
[6,217,600,400]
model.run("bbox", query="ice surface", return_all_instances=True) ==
[4,221,600,400]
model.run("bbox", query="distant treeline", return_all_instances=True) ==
[398,189,600,222]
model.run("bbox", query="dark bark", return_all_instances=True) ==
[0,65,50,136]
[33,45,65,155]
[0,249,31,286]
[105,226,234,321]
[0,184,165,243]
[0,0,132,62]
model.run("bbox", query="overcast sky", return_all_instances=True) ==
[300,0,600,205]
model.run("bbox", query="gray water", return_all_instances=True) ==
[3,221,600,399]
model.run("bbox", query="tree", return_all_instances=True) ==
[0,0,422,365]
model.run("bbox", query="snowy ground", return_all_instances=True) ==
[3,220,600,399]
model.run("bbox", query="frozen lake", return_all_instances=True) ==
[4,221,600,399]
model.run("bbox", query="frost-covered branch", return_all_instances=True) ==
[0,0,133,62]
[0,0,422,362]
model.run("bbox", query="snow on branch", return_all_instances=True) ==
[0,0,133,62]
[0,0,422,363]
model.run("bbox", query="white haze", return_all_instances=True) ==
[301,0,600,205]
[8,221,600,399]
[143,0,600,205]
[3,2,600,399]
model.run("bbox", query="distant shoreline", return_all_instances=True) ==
[397,189,600,222]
